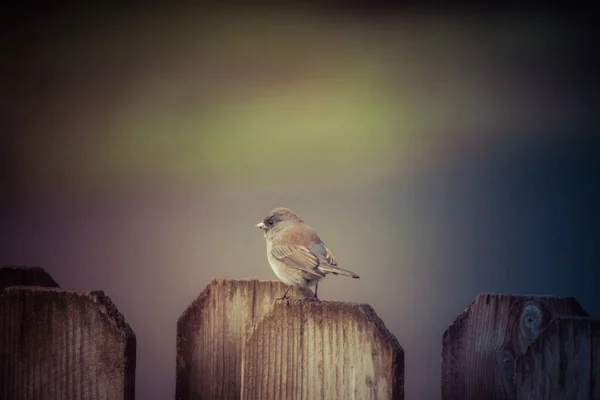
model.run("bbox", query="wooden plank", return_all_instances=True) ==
[0,286,136,400]
[515,316,600,400]
[241,300,404,400]
[176,278,313,400]
[441,293,588,400]
[0,266,59,292]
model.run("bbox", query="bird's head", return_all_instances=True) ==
[255,207,303,238]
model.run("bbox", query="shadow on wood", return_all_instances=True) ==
[0,286,136,400]
[0,266,59,292]
[241,300,404,400]
[515,316,600,400]
[176,278,312,400]
[441,293,588,400]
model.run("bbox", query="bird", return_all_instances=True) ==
[255,207,359,301]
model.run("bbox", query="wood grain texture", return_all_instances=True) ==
[441,293,588,400]
[0,286,136,400]
[515,316,600,400]
[176,278,313,400]
[241,301,404,400]
[0,266,59,292]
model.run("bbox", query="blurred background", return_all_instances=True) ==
[1,3,598,399]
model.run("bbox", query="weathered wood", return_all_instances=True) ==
[515,316,600,400]
[176,278,313,400]
[441,293,588,400]
[0,286,136,400]
[241,300,404,400]
[0,266,59,292]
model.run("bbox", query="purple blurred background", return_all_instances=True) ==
[1,4,598,399]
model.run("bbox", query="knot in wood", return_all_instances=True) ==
[519,303,542,340]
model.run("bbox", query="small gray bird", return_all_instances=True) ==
[255,207,360,301]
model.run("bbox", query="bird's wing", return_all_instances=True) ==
[271,245,327,278]
[311,242,360,278]
[311,242,338,266]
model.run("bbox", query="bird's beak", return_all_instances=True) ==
[255,222,267,230]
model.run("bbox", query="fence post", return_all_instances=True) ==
[0,286,136,400]
[0,265,59,292]
[441,293,588,400]
[241,300,404,400]
[176,278,312,400]
[515,316,600,400]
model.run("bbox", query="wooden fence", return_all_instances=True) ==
[1,266,598,399]
[0,267,136,400]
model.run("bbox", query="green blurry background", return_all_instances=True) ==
[6,7,589,191]
[2,4,598,399]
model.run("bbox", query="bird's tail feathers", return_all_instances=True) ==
[318,264,360,279]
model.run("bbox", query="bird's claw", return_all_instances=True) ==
[275,295,290,303]
[300,296,321,303]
